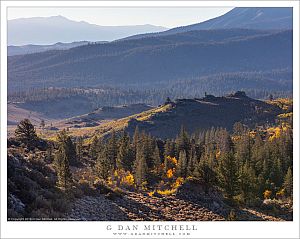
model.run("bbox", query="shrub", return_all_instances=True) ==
[120,173,135,189]
[42,190,56,200]
[105,187,124,200]
[33,195,51,209]
[148,191,155,197]
[16,189,38,205]
[248,197,263,207]
[78,179,95,196]
[276,189,285,199]
[7,209,23,219]
[157,188,176,196]
[166,169,174,178]
[31,208,50,219]
[51,198,70,213]
[172,177,184,188]
[72,187,84,198]
[227,209,237,221]
[263,190,272,199]
[109,169,136,190]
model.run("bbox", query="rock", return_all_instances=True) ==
[8,194,25,214]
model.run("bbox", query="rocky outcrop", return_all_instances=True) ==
[176,179,230,217]
[115,192,225,221]
[67,191,225,221]
[124,92,283,139]
[66,189,292,221]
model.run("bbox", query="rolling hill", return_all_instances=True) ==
[7,41,96,56]
[64,103,153,125]
[90,91,283,139]
[8,29,292,92]
[7,101,153,137]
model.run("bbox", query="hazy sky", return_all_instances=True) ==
[8,7,233,28]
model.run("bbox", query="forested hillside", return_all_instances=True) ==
[8,41,91,56]
[8,29,292,92]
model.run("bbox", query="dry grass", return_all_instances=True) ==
[36,104,171,140]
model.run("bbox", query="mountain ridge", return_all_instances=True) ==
[8,15,168,45]
[122,7,292,41]
[7,41,99,56]
[8,29,292,92]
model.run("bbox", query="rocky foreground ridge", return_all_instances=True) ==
[66,179,292,221]
[67,191,290,221]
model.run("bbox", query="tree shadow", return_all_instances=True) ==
[114,192,225,221]
[113,193,168,221]
[175,193,229,220]
[66,195,130,221]
[239,207,292,221]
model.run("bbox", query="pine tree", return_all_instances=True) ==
[257,174,266,199]
[95,148,111,180]
[176,126,190,158]
[65,136,77,166]
[262,156,270,181]
[272,157,283,187]
[15,119,38,147]
[134,143,148,188]
[203,127,217,161]
[54,141,72,191]
[76,136,84,162]
[165,97,172,104]
[251,133,265,174]
[177,150,188,178]
[233,122,246,136]
[164,139,175,173]
[133,126,140,150]
[240,161,257,203]
[194,158,216,194]
[152,143,162,175]
[283,167,293,197]
[218,129,234,154]
[45,143,54,163]
[56,130,77,166]
[187,145,197,177]
[54,130,78,190]
[106,131,118,169]
[235,130,252,168]
[116,131,133,171]
[218,151,239,199]
[89,135,100,160]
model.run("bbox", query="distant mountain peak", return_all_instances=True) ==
[7,16,168,45]
[124,7,292,41]
[49,15,67,19]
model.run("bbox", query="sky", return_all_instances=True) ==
[7,7,233,28]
